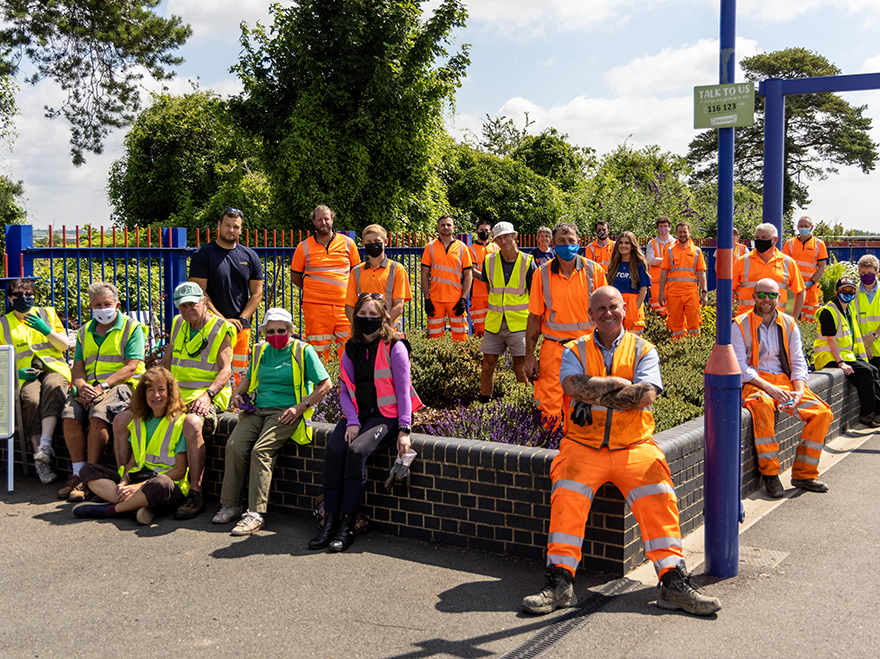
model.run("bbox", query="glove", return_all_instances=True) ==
[24,313,52,336]
[237,393,257,414]
[384,460,411,494]
[424,299,435,317]
[18,367,40,383]
[570,401,593,427]
[453,297,467,316]
[805,281,814,289]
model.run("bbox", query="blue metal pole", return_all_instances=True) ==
[163,228,188,337]
[704,0,743,578]
[762,78,786,239]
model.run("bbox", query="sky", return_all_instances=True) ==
[6,0,880,234]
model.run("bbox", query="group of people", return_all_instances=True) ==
[5,205,866,619]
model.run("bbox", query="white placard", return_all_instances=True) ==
[0,345,14,438]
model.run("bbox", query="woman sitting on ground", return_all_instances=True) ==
[73,367,188,525]
[213,308,332,535]
[309,293,422,552]
[605,231,651,335]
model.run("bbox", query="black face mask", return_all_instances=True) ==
[355,315,384,336]
[477,230,490,242]
[755,238,774,254]
[11,295,35,313]
[364,242,384,258]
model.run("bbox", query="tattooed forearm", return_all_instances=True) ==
[563,374,632,403]
[598,382,657,410]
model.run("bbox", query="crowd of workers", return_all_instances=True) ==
[6,204,873,619]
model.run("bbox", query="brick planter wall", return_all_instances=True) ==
[2,369,860,576]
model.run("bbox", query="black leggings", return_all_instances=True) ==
[322,415,398,515]
[846,358,880,416]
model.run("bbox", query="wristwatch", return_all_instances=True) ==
[206,389,216,400]
[399,425,412,434]
[237,317,251,329]
[100,382,110,391]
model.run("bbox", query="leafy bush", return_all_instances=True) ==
[819,256,858,306]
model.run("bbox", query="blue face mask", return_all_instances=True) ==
[555,244,580,261]
[838,292,855,304]
[798,227,811,236]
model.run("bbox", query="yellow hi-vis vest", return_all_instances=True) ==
[120,415,189,496]
[79,314,145,387]
[813,301,866,369]
[169,313,234,410]
[485,251,533,333]
[854,287,880,356]
[247,339,314,444]
[0,307,72,387]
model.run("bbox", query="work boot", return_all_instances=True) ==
[308,511,342,550]
[68,482,93,503]
[521,566,577,614]
[762,474,785,499]
[328,514,357,552]
[174,491,205,520]
[791,478,829,493]
[657,565,721,616]
[57,474,82,499]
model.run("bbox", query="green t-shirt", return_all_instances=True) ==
[132,415,187,454]
[248,342,329,409]
[74,312,146,362]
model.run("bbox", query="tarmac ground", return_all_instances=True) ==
[2,425,879,659]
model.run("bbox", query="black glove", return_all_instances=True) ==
[570,401,593,427]
[453,297,467,316]
[424,299,435,317]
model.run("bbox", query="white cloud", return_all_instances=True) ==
[861,54,880,73]
[165,0,281,41]
[463,0,647,37]
[734,0,879,23]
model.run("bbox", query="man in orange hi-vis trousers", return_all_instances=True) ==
[646,215,675,316]
[525,222,605,427]
[420,215,473,341]
[584,220,614,270]
[468,218,500,336]
[733,222,805,320]
[521,286,721,617]
[782,216,828,321]
[292,205,361,361]
[658,222,708,339]
[733,278,833,498]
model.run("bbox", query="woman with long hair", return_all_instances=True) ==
[73,367,189,525]
[309,293,422,552]
[606,231,651,335]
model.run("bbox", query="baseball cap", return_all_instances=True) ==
[836,277,857,291]
[492,221,516,239]
[260,307,293,328]
[173,281,204,307]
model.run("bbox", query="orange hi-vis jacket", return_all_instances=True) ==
[562,331,656,449]
[660,240,706,296]
[733,248,805,314]
[292,233,361,306]
[782,236,827,286]
[338,340,424,418]
[734,243,749,259]
[734,309,797,378]
[421,239,474,304]
[346,257,412,307]
[647,237,674,288]
[528,256,607,342]
[585,240,614,270]
[469,241,500,299]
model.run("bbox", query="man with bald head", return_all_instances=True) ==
[522,286,721,617]
[733,278,833,499]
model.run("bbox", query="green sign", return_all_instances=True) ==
[694,83,755,129]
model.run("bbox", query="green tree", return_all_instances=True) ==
[0,0,191,165]
[511,128,595,192]
[687,48,878,213]
[478,112,534,157]
[231,0,469,233]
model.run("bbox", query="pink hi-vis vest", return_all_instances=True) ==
[340,340,424,419]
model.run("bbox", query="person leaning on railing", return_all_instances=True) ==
[213,308,331,536]
[58,282,146,503]
[0,278,72,485]
[72,367,190,525]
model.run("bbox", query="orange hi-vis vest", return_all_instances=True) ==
[339,340,424,418]
[783,236,827,283]
[424,239,470,304]
[293,233,360,305]
[563,331,655,449]
[535,256,605,342]
[734,243,749,259]
[663,240,704,296]
[586,240,614,270]
[735,248,799,312]
[470,241,500,299]
[648,237,674,286]
[351,258,402,302]
[734,310,795,378]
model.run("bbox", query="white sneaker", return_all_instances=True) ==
[34,445,55,465]
[231,511,264,536]
[212,505,242,524]
[34,461,59,484]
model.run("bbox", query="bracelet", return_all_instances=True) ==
[836,361,844,366]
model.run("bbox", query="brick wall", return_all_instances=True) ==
[2,369,860,576]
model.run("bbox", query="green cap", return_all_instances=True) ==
[173,281,204,307]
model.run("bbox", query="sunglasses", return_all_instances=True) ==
[755,292,779,300]
[223,208,242,216]
[185,334,209,357]
[8,291,34,299]
[358,293,384,301]
[264,328,290,336]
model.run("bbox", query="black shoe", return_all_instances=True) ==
[657,565,721,616]
[858,415,880,428]
[763,474,785,499]
[521,566,576,614]
[173,491,205,520]
[791,478,829,493]
[73,503,112,519]
[328,514,357,552]
[308,511,342,550]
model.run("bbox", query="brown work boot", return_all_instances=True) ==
[174,491,205,520]
[521,566,577,614]
[57,474,82,500]
[68,482,93,503]
[657,566,721,616]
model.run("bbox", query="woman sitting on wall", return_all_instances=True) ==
[309,293,422,552]
[73,367,189,525]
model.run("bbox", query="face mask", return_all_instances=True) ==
[11,295,35,313]
[476,230,490,242]
[658,227,670,237]
[755,238,773,254]
[555,244,580,261]
[798,227,811,237]
[267,334,289,350]
[355,315,384,335]
[861,273,877,286]
[364,242,384,258]
[92,307,117,325]
[597,230,608,240]
[838,292,855,304]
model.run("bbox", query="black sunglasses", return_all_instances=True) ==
[8,291,34,299]
[185,334,209,357]
[358,293,384,301]
[223,207,243,216]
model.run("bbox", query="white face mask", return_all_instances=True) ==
[92,307,118,325]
